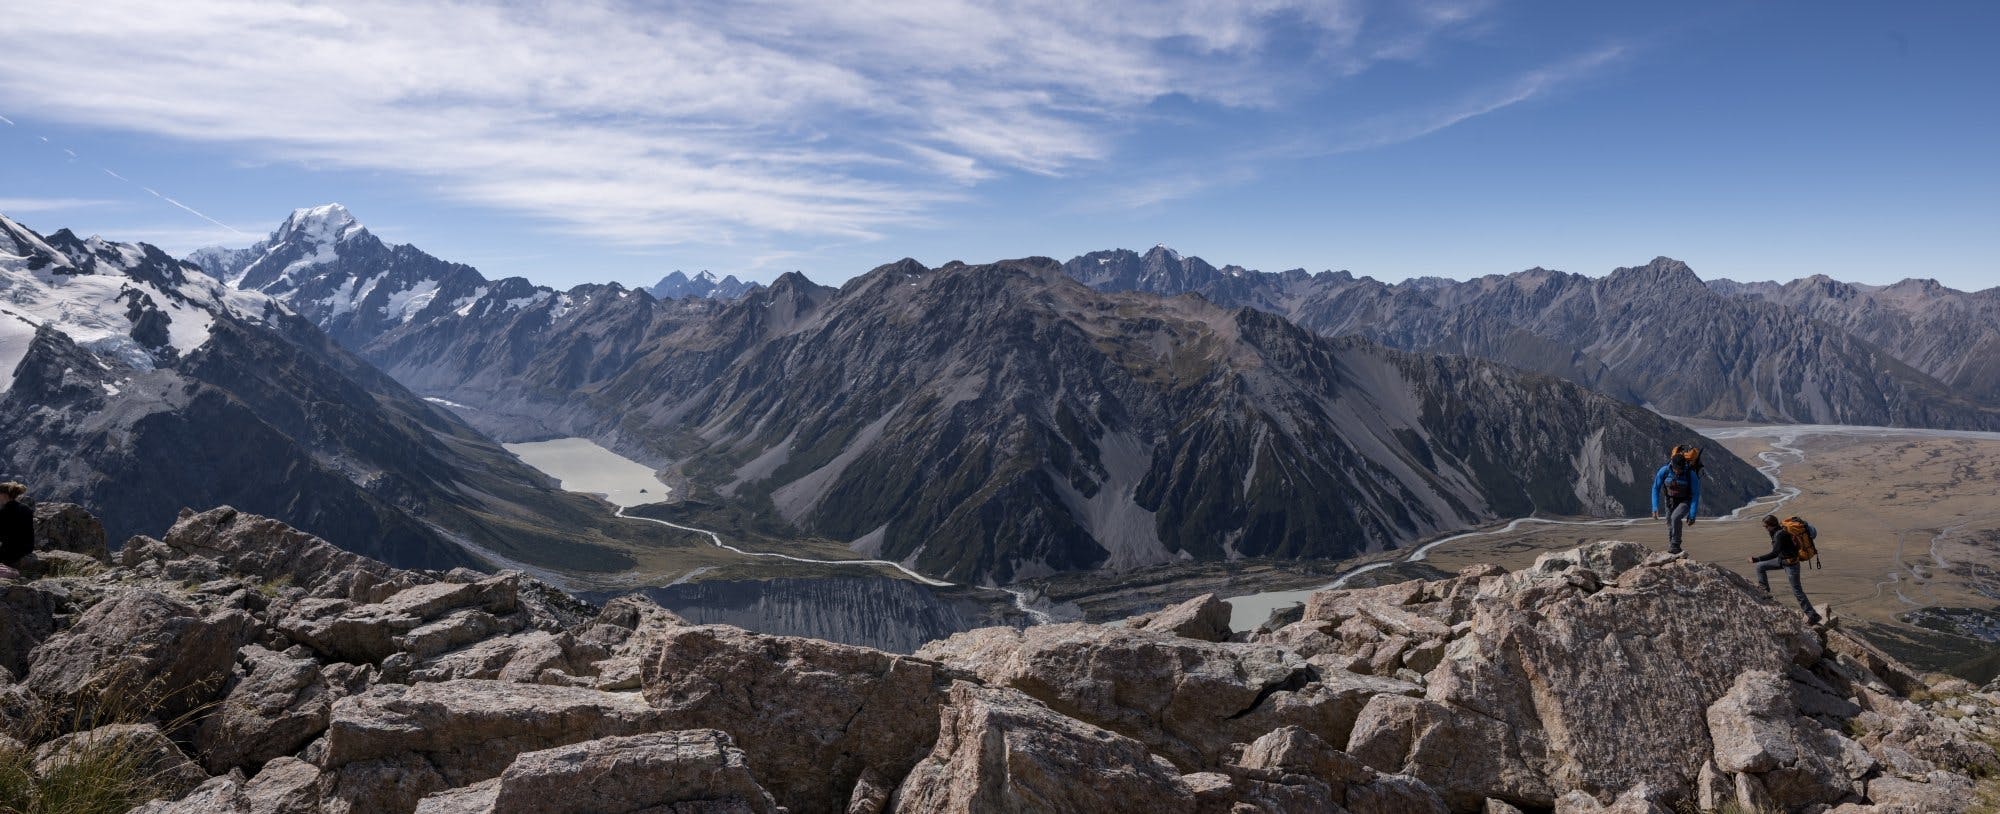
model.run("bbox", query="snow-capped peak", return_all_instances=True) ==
[3,216,278,392]
[694,270,719,283]
[277,203,364,246]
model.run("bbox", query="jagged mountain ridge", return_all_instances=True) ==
[1710,274,2000,408]
[361,252,1766,585]
[648,269,760,301]
[189,206,760,364]
[1,213,650,572]
[1062,247,2000,430]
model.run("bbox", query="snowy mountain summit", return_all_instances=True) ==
[1,214,274,392]
[188,203,494,349]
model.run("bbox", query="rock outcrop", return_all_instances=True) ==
[641,624,959,814]
[891,681,1197,813]
[4,506,1999,814]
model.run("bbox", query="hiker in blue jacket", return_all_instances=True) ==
[1650,445,1702,555]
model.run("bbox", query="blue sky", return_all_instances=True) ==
[1,1,1995,291]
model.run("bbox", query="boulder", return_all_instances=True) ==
[890,681,1195,814]
[25,588,252,720]
[1233,725,1447,814]
[129,757,323,814]
[421,730,781,814]
[32,501,108,561]
[32,722,210,799]
[1347,545,1822,808]
[1865,770,1977,813]
[1855,697,2000,779]
[1344,772,1450,814]
[279,575,522,664]
[160,507,422,602]
[407,630,581,684]
[318,680,678,814]
[1128,593,1232,642]
[196,646,338,773]
[917,623,1412,771]
[0,581,65,678]
[1346,693,1547,809]
[572,595,685,691]
[643,624,957,814]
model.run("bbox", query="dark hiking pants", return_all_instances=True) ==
[1756,560,1817,620]
[1666,501,1690,553]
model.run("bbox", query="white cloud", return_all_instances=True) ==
[0,197,118,214]
[0,0,1491,246]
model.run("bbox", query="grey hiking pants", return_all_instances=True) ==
[1756,560,1817,619]
[1665,501,1690,553]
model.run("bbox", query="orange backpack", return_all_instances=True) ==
[1781,516,1819,568]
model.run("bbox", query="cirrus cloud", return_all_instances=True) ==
[0,0,1493,246]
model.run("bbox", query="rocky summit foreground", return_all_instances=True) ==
[3,505,1998,813]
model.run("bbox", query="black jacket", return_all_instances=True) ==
[0,500,33,565]
[1752,522,1816,565]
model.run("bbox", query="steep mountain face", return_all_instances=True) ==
[353,270,836,445]
[1714,274,2000,408]
[384,255,1764,585]
[1064,249,2000,430]
[1,214,641,572]
[189,204,507,352]
[648,270,759,301]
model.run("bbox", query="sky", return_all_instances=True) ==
[1,1,1995,291]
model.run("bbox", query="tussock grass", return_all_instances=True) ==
[0,663,217,814]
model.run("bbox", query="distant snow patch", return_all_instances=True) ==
[0,313,35,393]
[383,279,439,322]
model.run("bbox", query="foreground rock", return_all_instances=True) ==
[150,507,420,602]
[1126,592,1232,642]
[412,730,779,814]
[5,506,1999,814]
[918,622,1412,771]
[32,501,110,562]
[892,681,1196,813]
[642,624,957,814]
[319,680,679,813]
[24,588,252,720]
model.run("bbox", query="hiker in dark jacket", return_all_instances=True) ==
[1750,514,1820,624]
[1650,445,1703,554]
[0,482,34,580]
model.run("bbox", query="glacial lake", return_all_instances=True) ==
[504,437,672,508]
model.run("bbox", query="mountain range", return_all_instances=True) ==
[0,213,657,574]
[1066,247,2000,430]
[14,201,1875,587]
[173,208,1767,584]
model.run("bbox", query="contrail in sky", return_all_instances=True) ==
[6,112,246,236]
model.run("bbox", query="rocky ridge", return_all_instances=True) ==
[1064,248,2000,430]
[1711,274,2000,409]
[5,502,1998,814]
